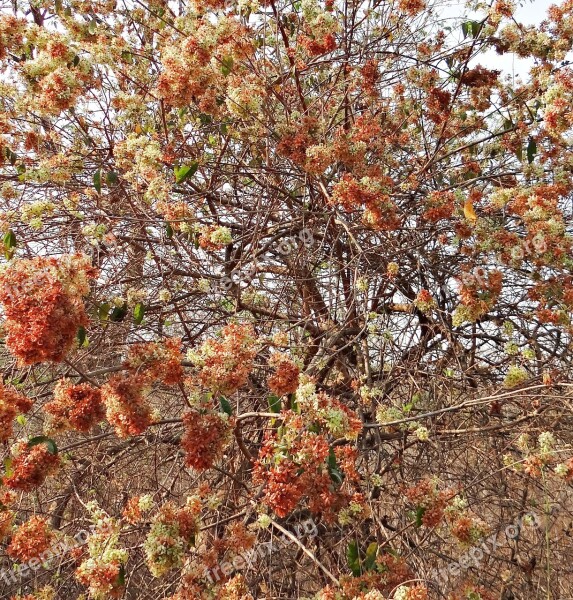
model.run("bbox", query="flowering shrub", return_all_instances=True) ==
[0,0,573,598]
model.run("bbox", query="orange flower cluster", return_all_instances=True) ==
[144,498,201,577]
[458,268,503,322]
[7,516,54,563]
[254,408,362,520]
[124,337,183,386]
[298,33,337,56]
[101,374,153,438]
[0,508,14,541]
[44,380,105,433]
[196,323,257,396]
[360,59,380,95]
[405,479,456,528]
[426,87,451,124]
[181,411,232,470]
[155,200,194,232]
[4,442,60,491]
[397,0,426,15]
[156,19,253,114]
[330,174,400,231]
[0,255,96,365]
[76,562,124,600]
[0,384,33,442]
[267,353,300,397]
[276,117,318,166]
[422,190,455,222]
[0,15,26,61]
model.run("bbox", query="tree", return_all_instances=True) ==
[0,0,572,598]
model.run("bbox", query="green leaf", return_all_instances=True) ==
[174,162,198,184]
[3,229,16,259]
[346,541,361,577]
[165,222,174,239]
[16,414,26,426]
[109,303,128,322]
[5,148,17,165]
[363,542,378,572]
[28,436,58,455]
[98,302,110,321]
[327,447,344,485]
[106,171,119,186]
[93,168,102,194]
[221,56,234,76]
[220,396,233,416]
[527,138,537,164]
[461,21,470,38]
[117,564,126,586]
[470,20,481,37]
[515,144,523,162]
[77,325,87,347]
[133,302,146,325]
[4,457,13,477]
[88,18,97,35]
[289,393,300,413]
[415,506,426,528]
[268,394,281,413]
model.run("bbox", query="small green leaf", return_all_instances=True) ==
[5,148,17,165]
[174,162,198,184]
[461,21,470,38]
[268,394,281,414]
[470,20,481,37]
[221,56,234,76]
[88,18,97,35]
[346,541,361,576]
[16,415,26,426]
[98,302,110,321]
[109,303,128,322]
[3,230,16,259]
[415,506,426,528]
[133,302,146,325]
[515,144,523,162]
[117,564,126,586]
[527,138,537,164]
[4,457,13,477]
[327,447,345,485]
[289,393,300,413]
[106,171,119,186]
[363,542,378,572]
[165,222,174,239]
[77,325,87,347]
[219,396,233,416]
[94,168,102,194]
[28,436,58,455]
